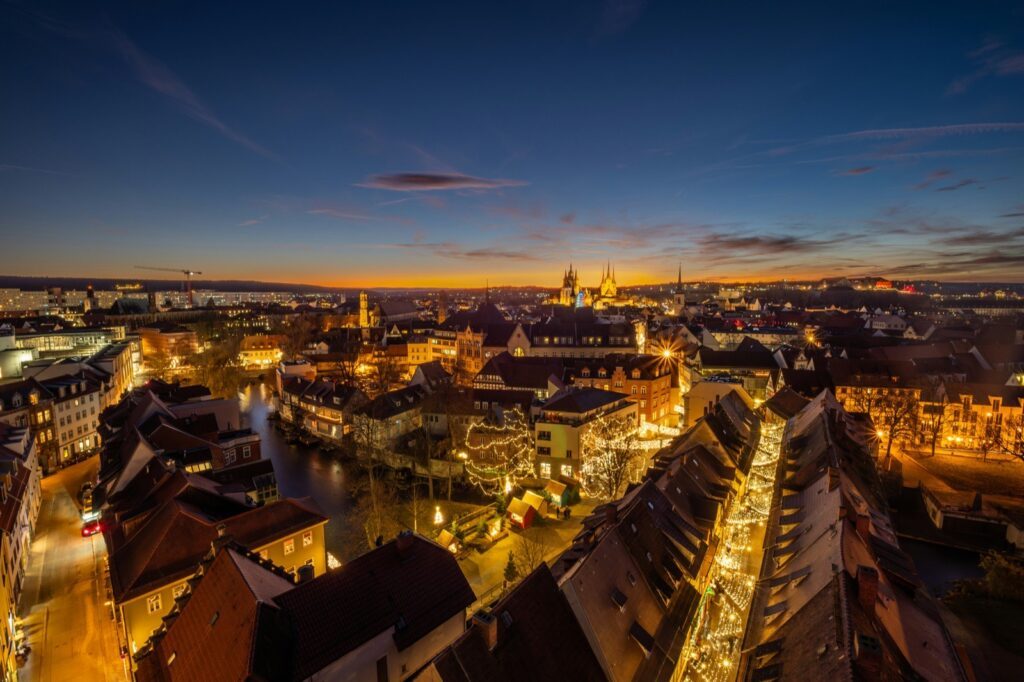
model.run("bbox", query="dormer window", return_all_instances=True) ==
[631,369,641,379]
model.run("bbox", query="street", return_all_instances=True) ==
[17,459,125,682]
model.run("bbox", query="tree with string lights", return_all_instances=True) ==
[461,406,535,495]
[580,414,643,500]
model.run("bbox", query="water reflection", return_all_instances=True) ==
[241,384,355,556]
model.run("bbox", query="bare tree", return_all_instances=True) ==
[281,314,317,360]
[920,396,948,458]
[581,414,643,499]
[364,351,402,397]
[872,391,920,460]
[348,477,405,551]
[512,532,552,577]
[192,334,245,398]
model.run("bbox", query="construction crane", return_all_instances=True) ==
[135,265,203,307]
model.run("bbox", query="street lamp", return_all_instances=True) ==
[433,505,444,526]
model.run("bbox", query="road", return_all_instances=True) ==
[17,459,125,682]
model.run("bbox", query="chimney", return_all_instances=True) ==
[855,513,871,542]
[604,504,618,525]
[853,631,882,678]
[395,529,415,557]
[210,523,231,555]
[296,564,315,584]
[856,565,879,614]
[472,610,498,651]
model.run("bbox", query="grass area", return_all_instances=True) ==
[909,451,1024,498]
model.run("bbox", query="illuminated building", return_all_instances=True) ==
[0,424,41,679]
[741,391,965,681]
[534,387,637,480]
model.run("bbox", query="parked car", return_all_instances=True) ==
[81,519,103,537]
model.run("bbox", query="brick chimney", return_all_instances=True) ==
[856,565,879,614]
[472,611,498,651]
[210,523,232,555]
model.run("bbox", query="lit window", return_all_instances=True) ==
[172,584,187,599]
[302,531,313,547]
[284,538,295,555]
[147,594,163,613]
[539,462,551,478]
[560,464,573,477]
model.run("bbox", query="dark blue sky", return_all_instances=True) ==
[2,1,1023,285]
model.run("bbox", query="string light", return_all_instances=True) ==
[678,420,784,682]
[462,407,535,494]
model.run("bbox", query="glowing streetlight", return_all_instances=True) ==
[504,476,513,495]
[433,505,444,526]
[661,348,673,359]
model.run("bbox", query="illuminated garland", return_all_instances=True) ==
[678,421,784,682]
[579,413,644,499]
[462,407,536,494]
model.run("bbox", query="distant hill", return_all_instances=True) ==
[0,275,346,294]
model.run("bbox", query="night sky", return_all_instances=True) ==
[2,1,1023,286]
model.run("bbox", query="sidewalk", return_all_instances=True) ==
[458,500,597,607]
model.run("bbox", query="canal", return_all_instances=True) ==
[240,384,358,559]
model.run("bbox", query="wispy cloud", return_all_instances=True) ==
[238,215,268,227]
[914,168,952,190]
[389,241,541,262]
[107,30,277,159]
[307,208,377,221]
[939,227,1024,246]
[839,166,875,176]
[947,38,1024,95]
[357,172,527,192]
[820,122,1024,144]
[936,178,978,192]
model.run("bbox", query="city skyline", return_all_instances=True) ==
[3,1,1024,286]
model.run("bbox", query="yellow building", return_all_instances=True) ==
[108,496,328,659]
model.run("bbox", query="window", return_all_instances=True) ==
[560,464,573,477]
[284,538,295,555]
[537,430,551,441]
[147,594,163,613]
[242,445,251,459]
[537,446,551,456]
[640,386,647,395]
[224,448,237,465]
[302,530,313,547]
[631,386,637,395]
[539,462,551,478]
[640,400,646,408]
[376,656,389,682]
[172,583,188,599]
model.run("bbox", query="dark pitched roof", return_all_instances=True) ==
[273,533,474,679]
[356,384,428,419]
[428,564,606,682]
[762,387,812,420]
[542,387,629,415]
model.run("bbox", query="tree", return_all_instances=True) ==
[145,346,173,379]
[580,414,643,499]
[874,392,920,460]
[463,407,535,494]
[281,314,317,360]
[349,477,405,551]
[192,335,245,398]
[503,550,520,590]
[920,396,948,457]
[512,532,551,577]
[363,351,402,397]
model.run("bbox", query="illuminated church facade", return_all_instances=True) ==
[553,263,642,309]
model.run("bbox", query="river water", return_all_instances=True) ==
[240,384,355,557]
